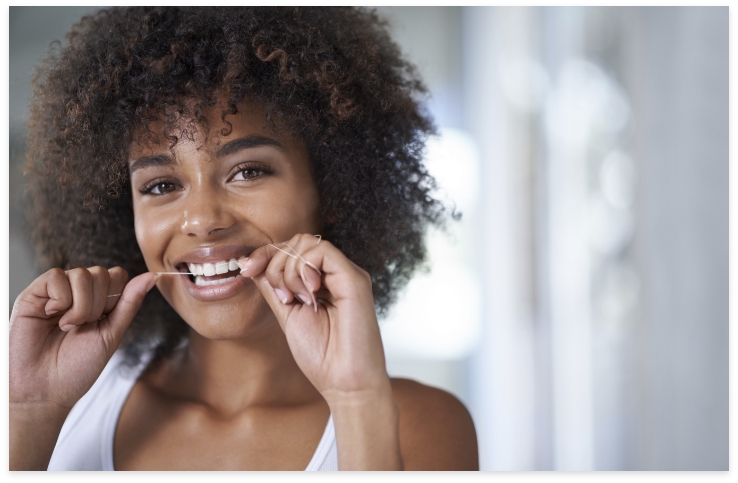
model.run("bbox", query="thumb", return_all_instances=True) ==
[98,272,158,355]
[249,272,292,330]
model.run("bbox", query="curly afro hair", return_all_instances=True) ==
[25,6,451,366]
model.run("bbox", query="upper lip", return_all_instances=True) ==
[171,244,258,269]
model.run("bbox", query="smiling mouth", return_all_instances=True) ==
[176,258,243,286]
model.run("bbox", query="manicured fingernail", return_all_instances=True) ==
[60,324,75,332]
[237,257,251,271]
[295,293,312,306]
[301,273,314,293]
[275,288,289,304]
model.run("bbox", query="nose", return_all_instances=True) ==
[180,183,236,238]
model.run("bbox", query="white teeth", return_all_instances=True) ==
[194,275,237,286]
[186,259,242,277]
[215,261,229,275]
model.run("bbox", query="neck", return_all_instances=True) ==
[150,319,322,417]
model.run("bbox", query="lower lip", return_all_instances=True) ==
[181,272,252,302]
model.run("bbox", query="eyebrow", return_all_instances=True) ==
[215,135,285,157]
[129,153,175,174]
[129,135,285,174]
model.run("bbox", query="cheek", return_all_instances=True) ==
[133,205,179,267]
[250,189,320,239]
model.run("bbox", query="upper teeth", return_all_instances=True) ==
[188,259,240,276]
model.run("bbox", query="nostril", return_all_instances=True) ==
[181,209,236,238]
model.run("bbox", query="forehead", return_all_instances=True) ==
[128,99,286,158]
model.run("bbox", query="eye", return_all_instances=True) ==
[230,162,271,182]
[140,179,179,196]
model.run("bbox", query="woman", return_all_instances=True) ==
[10,7,478,470]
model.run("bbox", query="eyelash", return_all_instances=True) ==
[230,162,272,182]
[138,163,272,196]
[139,177,178,196]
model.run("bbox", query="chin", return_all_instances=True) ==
[160,279,276,340]
[189,318,272,341]
[168,289,277,341]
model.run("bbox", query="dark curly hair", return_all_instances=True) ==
[25,6,451,366]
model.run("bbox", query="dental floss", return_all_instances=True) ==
[266,241,322,312]
[266,243,322,276]
[107,236,324,305]
[282,244,319,311]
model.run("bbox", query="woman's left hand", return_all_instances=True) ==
[237,233,390,403]
[239,233,403,469]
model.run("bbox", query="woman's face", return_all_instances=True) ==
[129,99,321,339]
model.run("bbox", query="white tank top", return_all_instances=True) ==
[47,350,338,471]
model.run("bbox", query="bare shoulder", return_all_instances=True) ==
[390,378,479,471]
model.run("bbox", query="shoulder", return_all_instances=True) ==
[389,377,479,471]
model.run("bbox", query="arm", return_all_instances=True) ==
[241,234,402,470]
[9,268,155,470]
[325,384,402,470]
[10,402,70,471]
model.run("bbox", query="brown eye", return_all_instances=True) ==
[141,180,178,195]
[230,162,272,182]
[232,168,262,181]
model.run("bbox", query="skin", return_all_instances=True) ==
[9,98,478,471]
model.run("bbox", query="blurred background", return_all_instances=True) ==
[9,6,728,470]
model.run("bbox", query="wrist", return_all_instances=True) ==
[322,372,394,409]
[326,384,399,428]
[11,402,70,471]
[324,380,403,470]
[11,399,71,419]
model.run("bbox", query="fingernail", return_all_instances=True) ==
[46,309,59,316]
[146,274,160,292]
[295,293,312,306]
[301,274,314,293]
[237,257,251,271]
[275,288,289,304]
[60,324,75,332]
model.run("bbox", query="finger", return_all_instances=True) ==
[264,245,295,304]
[295,239,371,303]
[237,244,273,278]
[250,271,294,330]
[58,268,94,330]
[87,266,110,323]
[103,267,129,313]
[12,267,72,318]
[238,243,297,304]
[42,268,73,316]
[97,272,157,357]
[283,248,309,306]
[300,262,322,304]
[281,237,319,307]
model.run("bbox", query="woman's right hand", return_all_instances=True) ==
[10,266,156,470]
[10,267,157,410]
